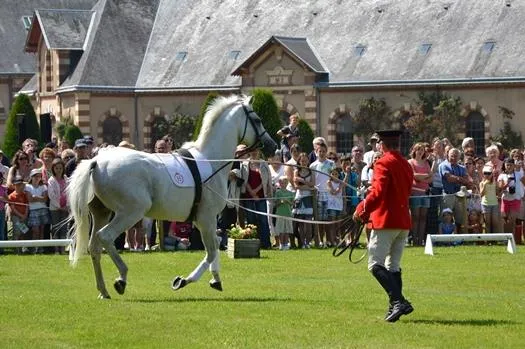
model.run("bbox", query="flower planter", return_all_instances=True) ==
[227,238,260,259]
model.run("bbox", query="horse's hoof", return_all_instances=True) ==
[114,279,127,295]
[172,276,187,291]
[210,281,223,292]
[98,293,111,300]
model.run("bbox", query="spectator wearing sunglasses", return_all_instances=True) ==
[351,146,366,176]
[7,150,31,190]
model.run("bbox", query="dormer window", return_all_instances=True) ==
[22,16,32,30]
[419,43,432,55]
[354,45,366,57]
[229,50,241,60]
[175,51,187,61]
[482,41,496,53]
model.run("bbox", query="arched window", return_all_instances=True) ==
[336,114,353,154]
[102,116,122,145]
[465,111,485,155]
[151,116,167,151]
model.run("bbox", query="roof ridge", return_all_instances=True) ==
[34,8,94,13]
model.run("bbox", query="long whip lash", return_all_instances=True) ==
[332,217,367,263]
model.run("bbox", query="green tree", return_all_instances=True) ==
[250,88,282,157]
[402,91,463,144]
[63,124,83,148]
[490,106,523,150]
[193,92,218,140]
[154,112,196,149]
[351,97,392,139]
[2,94,40,158]
[297,118,314,154]
[55,117,75,140]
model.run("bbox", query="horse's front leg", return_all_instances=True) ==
[172,221,221,291]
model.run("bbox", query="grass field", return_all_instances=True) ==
[0,245,524,349]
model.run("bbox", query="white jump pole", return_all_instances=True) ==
[424,234,517,256]
[0,239,73,248]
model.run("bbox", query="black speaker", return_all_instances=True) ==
[40,113,52,143]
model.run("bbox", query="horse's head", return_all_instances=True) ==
[237,96,278,155]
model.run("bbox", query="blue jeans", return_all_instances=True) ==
[0,210,5,241]
[245,199,271,248]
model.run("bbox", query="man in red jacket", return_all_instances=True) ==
[353,129,414,322]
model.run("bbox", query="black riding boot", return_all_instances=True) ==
[390,270,404,300]
[371,265,408,322]
[371,264,401,302]
[390,269,413,314]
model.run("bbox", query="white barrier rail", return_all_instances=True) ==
[0,239,72,248]
[424,234,517,256]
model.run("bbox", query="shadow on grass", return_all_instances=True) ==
[129,296,293,303]
[408,319,519,326]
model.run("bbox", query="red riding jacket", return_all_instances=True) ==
[355,150,413,230]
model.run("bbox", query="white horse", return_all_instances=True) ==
[67,95,277,299]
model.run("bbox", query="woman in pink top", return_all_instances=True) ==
[408,143,432,246]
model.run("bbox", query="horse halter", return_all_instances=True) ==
[238,104,268,155]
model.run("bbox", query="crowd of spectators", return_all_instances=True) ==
[225,113,525,250]
[2,114,525,255]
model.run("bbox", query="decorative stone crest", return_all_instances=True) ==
[266,66,293,86]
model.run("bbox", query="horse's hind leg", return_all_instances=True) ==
[88,197,112,299]
[96,210,145,295]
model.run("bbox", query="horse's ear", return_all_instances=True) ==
[248,95,254,105]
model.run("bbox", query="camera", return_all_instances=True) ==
[509,186,516,194]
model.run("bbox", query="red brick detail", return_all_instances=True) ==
[78,110,90,117]
[78,121,90,128]
[305,107,316,113]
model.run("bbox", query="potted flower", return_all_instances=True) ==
[227,224,260,259]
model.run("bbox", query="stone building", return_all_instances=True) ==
[4,0,525,153]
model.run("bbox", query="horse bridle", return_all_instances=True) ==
[238,104,268,155]
[202,102,268,184]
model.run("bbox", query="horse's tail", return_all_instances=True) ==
[68,159,97,266]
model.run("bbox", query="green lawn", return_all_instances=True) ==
[0,245,523,349]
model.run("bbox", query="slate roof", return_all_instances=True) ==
[15,0,525,91]
[35,9,94,50]
[0,0,97,74]
[136,0,525,89]
[59,0,159,89]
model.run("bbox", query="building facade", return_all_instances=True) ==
[4,0,525,153]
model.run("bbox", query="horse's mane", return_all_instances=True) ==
[192,94,249,148]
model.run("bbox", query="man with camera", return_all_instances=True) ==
[498,158,525,237]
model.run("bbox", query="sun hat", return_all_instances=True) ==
[29,168,42,178]
[482,166,493,174]
[441,208,453,216]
